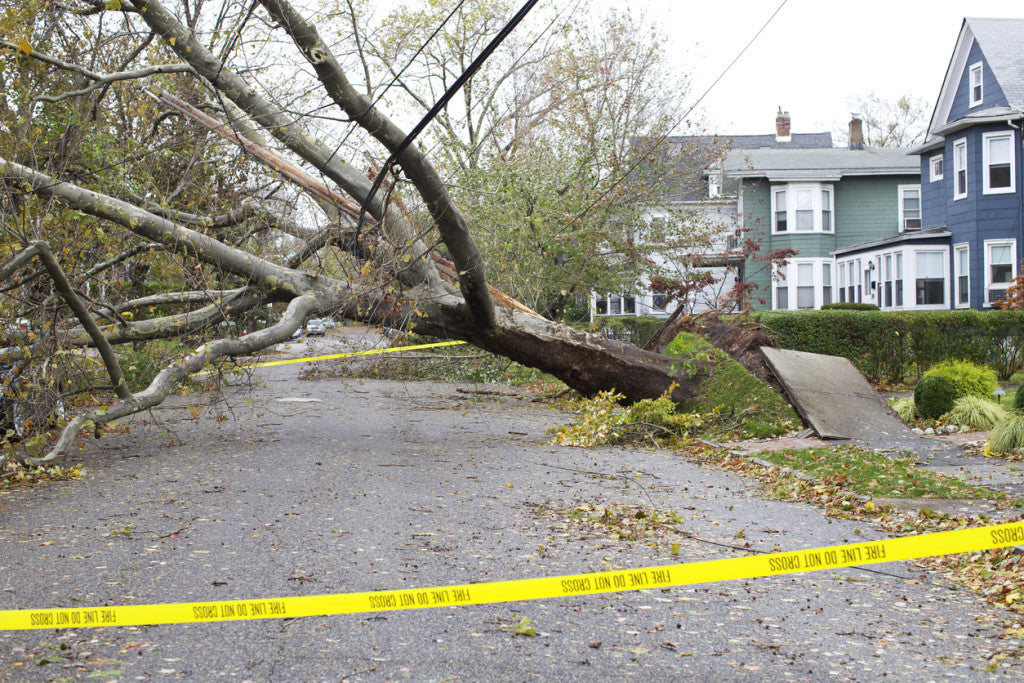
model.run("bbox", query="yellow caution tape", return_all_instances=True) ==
[2,521,1021,631]
[191,340,466,376]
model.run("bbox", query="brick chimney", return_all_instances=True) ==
[849,114,866,150]
[775,107,791,142]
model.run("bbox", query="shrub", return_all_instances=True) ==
[922,360,998,398]
[987,414,1024,454]
[942,396,1010,431]
[890,396,918,423]
[914,374,957,419]
[1014,386,1024,414]
[750,309,1024,382]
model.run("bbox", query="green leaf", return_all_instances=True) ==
[105,0,122,9]
[512,616,536,636]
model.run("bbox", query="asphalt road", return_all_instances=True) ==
[0,359,1022,680]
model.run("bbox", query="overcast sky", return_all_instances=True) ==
[629,0,1024,137]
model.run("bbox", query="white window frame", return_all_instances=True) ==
[771,183,834,235]
[984,239,1017,307]
[954,243,970,308]
[929,154,944,181]
[914,250,948,309]
[982,131,1016,194]
[969,62,983,107]
[953,138,968,200]
[898,184,921,231]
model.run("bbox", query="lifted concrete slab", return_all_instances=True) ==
[761,347,916,441]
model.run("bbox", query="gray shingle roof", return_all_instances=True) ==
[723,147,919,181]
[966,17,1024,110]
[667,132,834,152]
[657,133,835,201]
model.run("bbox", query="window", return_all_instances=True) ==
[609,294,621,315]
[623,295,636,315]
[985,239,1016,305]
[821,188,832,231]
[772,183,833,233]
[822,263,832,306]
[883,254,893,308]
[775,263,788,310]
[708,172,722,198]
[954,244,970,307]
[899,185,921,231]
[797,262,815,309]
[774,189,787,232]
[915,251,946,306]
[838,262,846,303]
[969,62,983,107]
[895,253,904,307]
[953,139,967,199]
[856,258,862,302]
[930,155,944,181]
[847,259,857,303]
[983,132,1015,194]
[795,188,814,231]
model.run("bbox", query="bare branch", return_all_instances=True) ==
[33,294,319,463]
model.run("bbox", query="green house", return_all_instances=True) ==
[724,134,920,310]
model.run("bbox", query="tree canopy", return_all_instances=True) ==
[0,0,719,463]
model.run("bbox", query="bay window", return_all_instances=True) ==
[772,183,834,233]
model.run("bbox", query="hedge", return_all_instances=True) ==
[750,309,1024,382]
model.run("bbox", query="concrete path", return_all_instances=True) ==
[0,365,1022,680]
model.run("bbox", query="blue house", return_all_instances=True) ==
[909,17,1024,309]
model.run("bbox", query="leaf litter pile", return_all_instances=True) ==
[680,442,1024,633]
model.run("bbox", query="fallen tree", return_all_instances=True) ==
[0,0,723,463]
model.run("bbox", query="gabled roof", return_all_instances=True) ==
[919,17,1024,151]
[723,147,919,182]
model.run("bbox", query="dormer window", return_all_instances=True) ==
[969,62,983,107]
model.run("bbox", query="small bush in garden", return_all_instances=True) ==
[914,374,958,419]
[922,360,998,398]
[890,396,918,423]
[942,396,1010,431]
[987,414,1024,454]
[1014,386,1024,414]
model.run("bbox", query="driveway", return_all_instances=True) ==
[0,361,1021,680]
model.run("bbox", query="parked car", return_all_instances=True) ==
[0,349,65,441]
[304,322,326,336]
